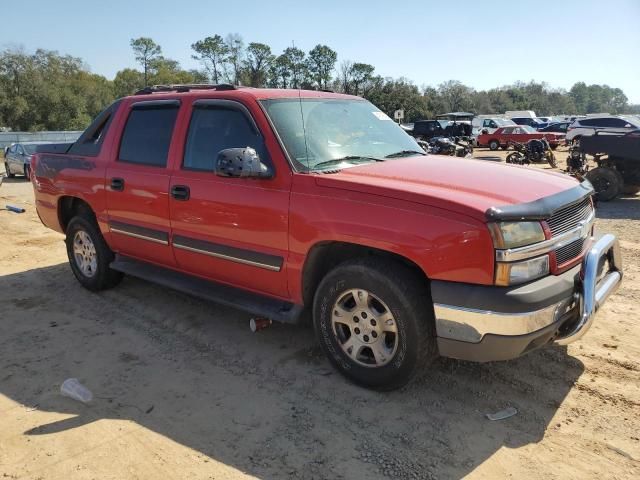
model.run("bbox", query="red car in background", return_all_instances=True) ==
[478,126,565,151]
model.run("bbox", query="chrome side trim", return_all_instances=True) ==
[434,298,574,343]
[110,227,169,245]
[496,211,595,262]
[173,243,281,272]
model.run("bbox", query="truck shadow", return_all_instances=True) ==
[595,194,640,221]
[0,263,584,479]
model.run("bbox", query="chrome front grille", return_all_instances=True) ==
[546,197,593,266]
[556,238,586,265]
[547,198,593,237]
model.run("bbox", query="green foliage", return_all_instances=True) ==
[0,48,114,131]
[191,35,229,84]
[0,36,634,132]
[130,37,162,86]
[307,45,337,90]
[242,43,274,87]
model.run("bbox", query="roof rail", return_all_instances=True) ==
[134,83,237,95]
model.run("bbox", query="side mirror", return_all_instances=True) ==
[215,147,272,179]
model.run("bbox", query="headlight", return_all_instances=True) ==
[489,222,546,249]
[495,256,549,286]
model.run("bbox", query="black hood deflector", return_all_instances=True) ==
[485,180,594,221]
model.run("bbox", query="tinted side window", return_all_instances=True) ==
[502,127,513,134]
[183,107,269,171]
[119,106,179,167]
[603,118,627,127]
[580,119,597,127]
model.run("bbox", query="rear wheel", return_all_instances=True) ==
[5,162,14,178]
[65,214,123,291]
[489,140,500,151]
[585,167,621,201]
[313,258,437,390]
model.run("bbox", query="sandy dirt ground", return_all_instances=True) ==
[1,149,639,480]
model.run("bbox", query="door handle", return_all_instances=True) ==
[110,177,125,191]
[171,185,190,201]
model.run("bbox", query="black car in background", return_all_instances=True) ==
[538,122,572,134]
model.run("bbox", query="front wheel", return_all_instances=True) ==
[313,258,437,390]
[506,152,524,164]
[5,162,14,178]
[65,215,123,291]
[23,164,31,180]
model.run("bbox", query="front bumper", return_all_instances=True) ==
[434,234,622,362]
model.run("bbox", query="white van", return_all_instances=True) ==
[505,110,536,119]
[472,116,516,134]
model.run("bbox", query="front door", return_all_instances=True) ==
[105,99,180,267]
[169,99,291,298]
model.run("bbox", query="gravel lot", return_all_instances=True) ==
[1,149,639,479]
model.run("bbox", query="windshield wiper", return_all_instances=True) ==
[384,150,426,158]
[312,155,384,169]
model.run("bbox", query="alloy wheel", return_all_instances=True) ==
[73,230,98,278]
[331,289,398,368]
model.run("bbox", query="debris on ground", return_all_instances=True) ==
[485,406,518,421]
[60,378,93,403]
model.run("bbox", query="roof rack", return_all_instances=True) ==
[134,83,237,95]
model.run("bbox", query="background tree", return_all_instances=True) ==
[130,37,162,86]
[113,68,144,97]
[242,43,273,87]
[307,44,337,90]
[350,62,375,96]
[191,35,229,84]
[338,60,354,94]
[224,34,244,84]
[282,47,306,89]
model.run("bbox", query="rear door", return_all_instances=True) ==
[105,99,180,266]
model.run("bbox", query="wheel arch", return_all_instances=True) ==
[58,196,95,231]
[301,241,430,308]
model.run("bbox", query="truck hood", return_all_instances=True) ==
[314,155,581,221]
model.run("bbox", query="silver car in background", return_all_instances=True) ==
[4,142,48,180]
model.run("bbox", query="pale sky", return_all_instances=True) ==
[3,0,639,102]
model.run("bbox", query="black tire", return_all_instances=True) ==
[23,164,30,180]
[313,258,437,391]
[489,140,500,151]
[585,167,621,202]
[65,214,123,291]
[5,162,14,178]
[506,152,523,164]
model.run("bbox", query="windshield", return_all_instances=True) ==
[261,98,423,171]
[495,118,515,126]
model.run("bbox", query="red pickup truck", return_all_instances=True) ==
[31,85,622,390]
